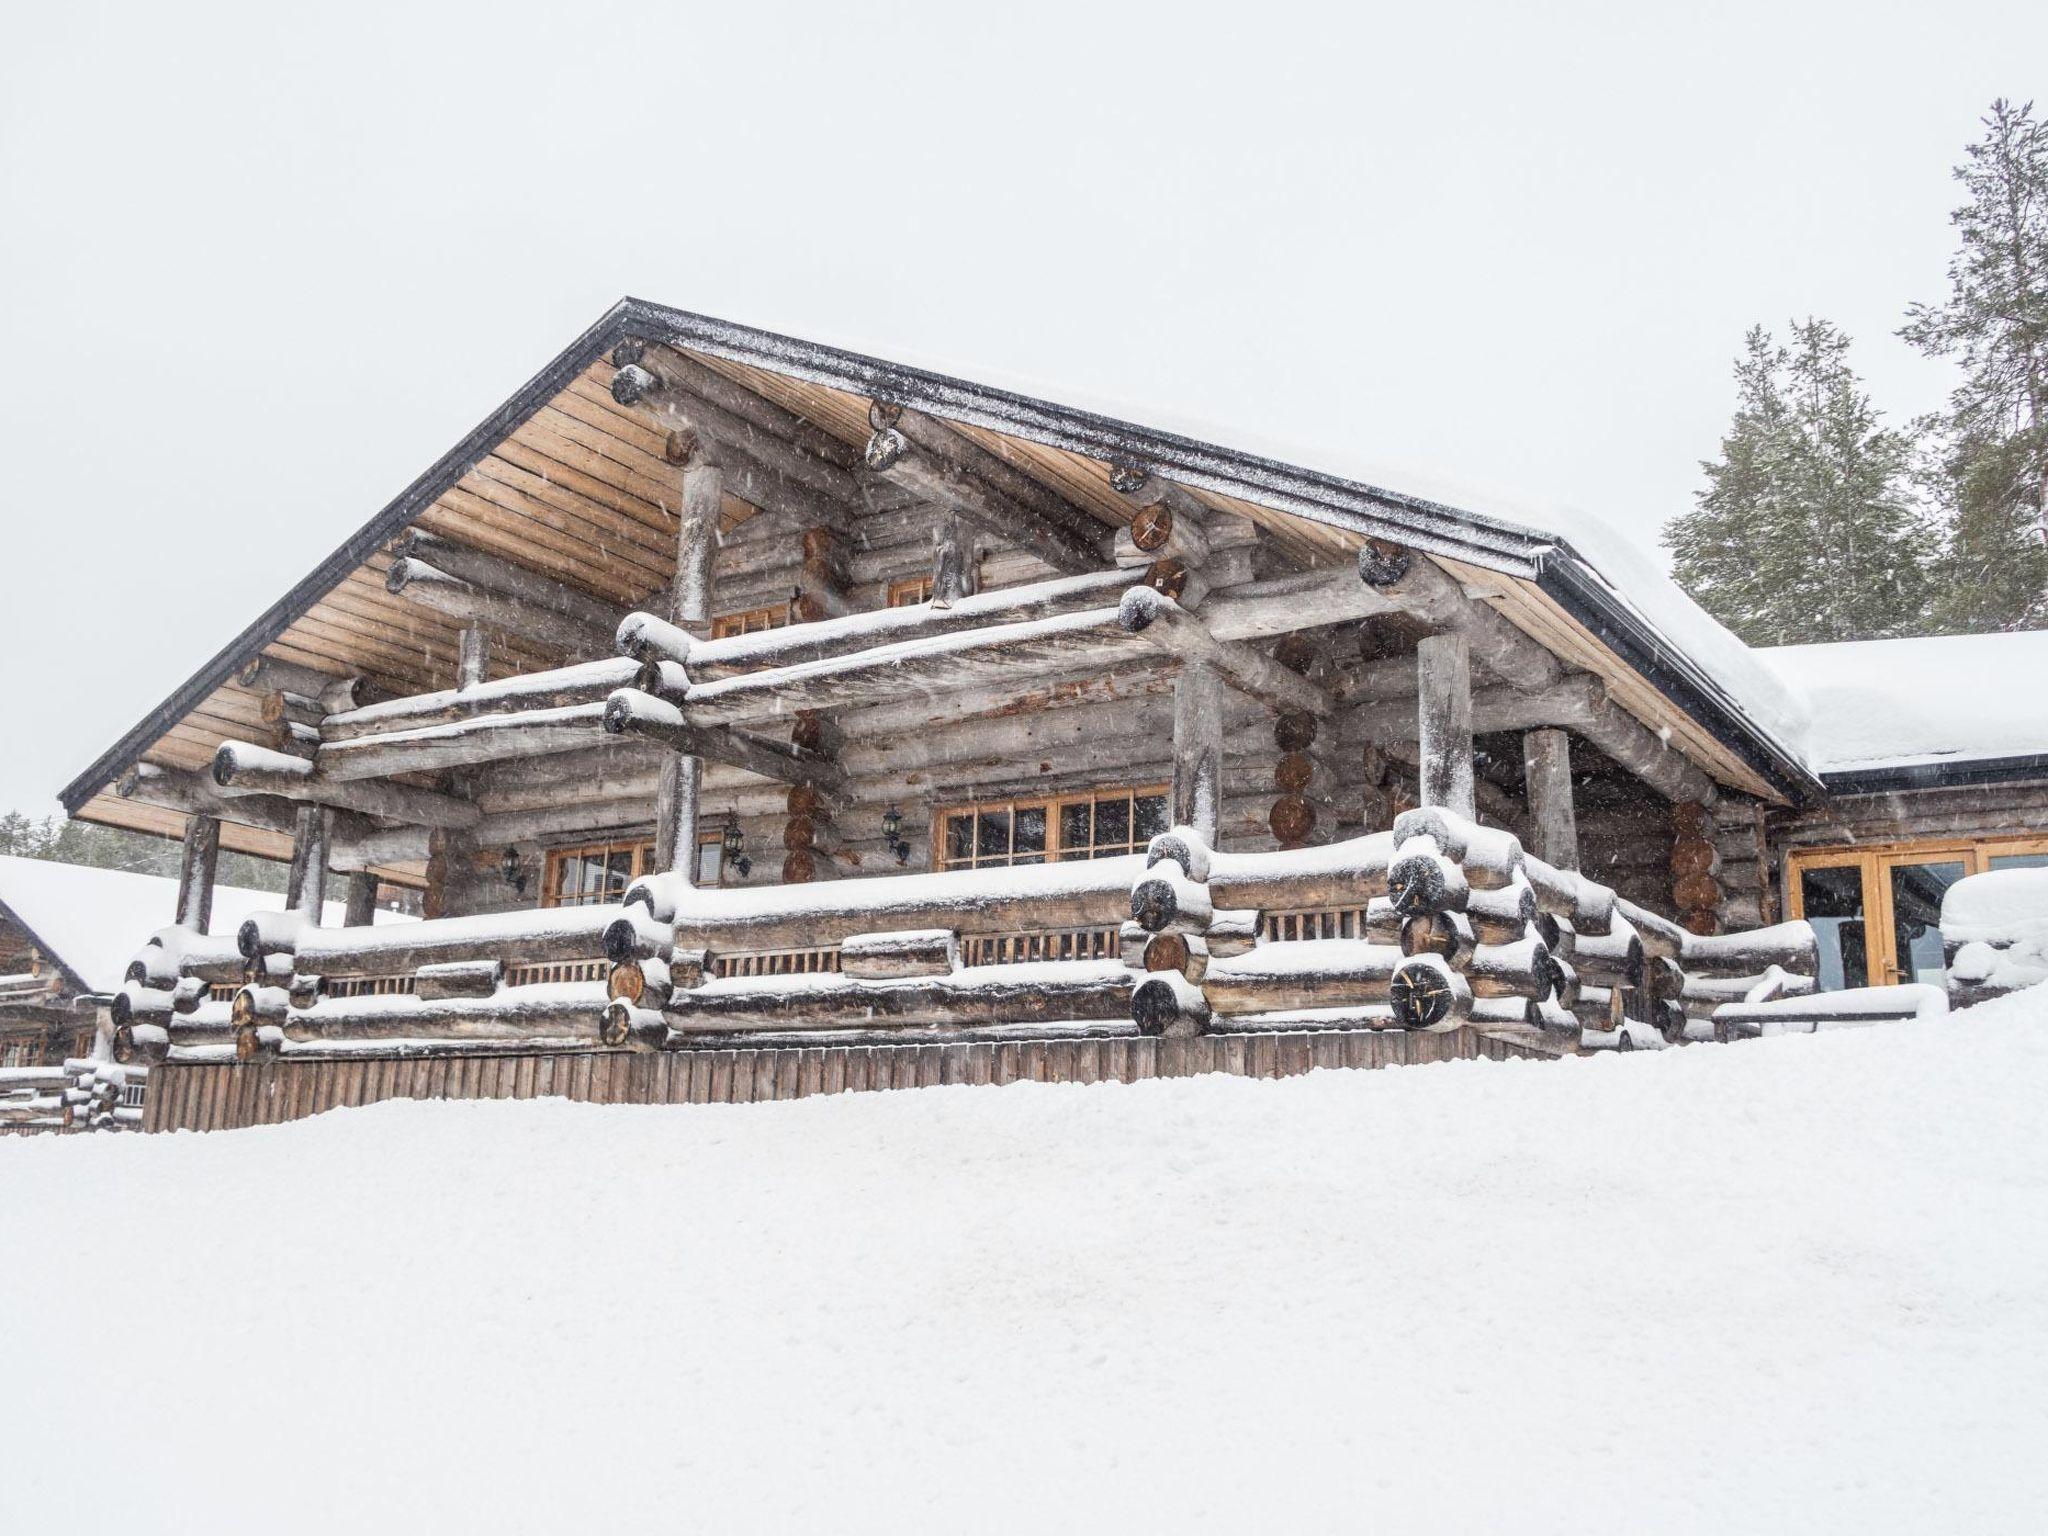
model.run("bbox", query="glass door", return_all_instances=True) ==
[1794,857,1872,990]
[1877,854,1970,986]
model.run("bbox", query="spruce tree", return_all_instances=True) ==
[1666,321,1929,645]
[1902,98,2048,631]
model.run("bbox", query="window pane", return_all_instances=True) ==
[1990,852,2048,871]
[606,850,633,892]
[696,840,723,885]
[1094,796,1130,852]
[1015,806,1047,855]
[976,810,1011,860]
[1889,860,1967,986]
[1800,865,1868,990]
[1061,802,1092,853]
[1134,793,1168,842]
[944,814,973,865]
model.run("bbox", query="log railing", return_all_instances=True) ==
[0,1059,144,1134]
[112,810,1837,1073]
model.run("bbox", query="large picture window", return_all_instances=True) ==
[1787,835,2048,989]
[935,786,1169,872]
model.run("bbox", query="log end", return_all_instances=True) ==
[610,363,660,405]
[1131,974,1208,1038]
[1358,540,1413,588]
[1389,954,1469,1031]
[864,428,907,472]
[1116,584,1169,634]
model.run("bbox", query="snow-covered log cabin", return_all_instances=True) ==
[53,299,2048,1129]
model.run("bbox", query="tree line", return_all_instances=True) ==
[1665,99,2048,645]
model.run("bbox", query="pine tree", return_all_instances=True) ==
[1666,320,1929,645]
[1902,98,2048,631]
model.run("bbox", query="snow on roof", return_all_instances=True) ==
[6,995,2047,1529]
[0,856,407,995]
[1757,630,2048,775]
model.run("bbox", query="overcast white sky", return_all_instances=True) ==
[1,1,2040,814]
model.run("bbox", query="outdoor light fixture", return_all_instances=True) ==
[882,805,911,866]
[500,846,528,896]
[722,810,753,878]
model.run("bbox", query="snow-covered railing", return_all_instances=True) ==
[0,1059,143,1133]
[1941,867,2048,1009]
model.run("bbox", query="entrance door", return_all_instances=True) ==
[1877,854,1969,986]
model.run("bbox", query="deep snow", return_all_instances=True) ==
[5,993,2047,1534]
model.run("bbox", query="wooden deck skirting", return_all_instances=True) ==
[138,1027,1547,1133]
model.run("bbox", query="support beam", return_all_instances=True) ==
[321,659,640,743]
[174,814,219,932]
[1342,675,1605,744]
[385,558,617,658]
[612,362,861,505]
[1416,632,1474,820]
[654,459,721,880]
[865,404,1105,575]
[457,626,489,691]
[117,763,373,845]
[1523,728,1579,872]
[342,871,380,928]
[1171,661,1224,847]
[653,754,702,876]
[235,655,369,712]
[603,690,850,802]
[1116,587,1331,719]
[930,512,978,609]
[212,742,479,829]
[317,704,608,781]
[1357,542,1561,692]
[391,532,627,637]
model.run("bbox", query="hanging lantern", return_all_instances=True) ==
[722,810,752,877]
[500,846,528,896]
[882,804,911,866]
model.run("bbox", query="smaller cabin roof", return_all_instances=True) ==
[1758,629,2048,788]
[0,857,408,996]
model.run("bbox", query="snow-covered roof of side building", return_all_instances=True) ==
[1757,630,2048,784]
[0,856,408,997]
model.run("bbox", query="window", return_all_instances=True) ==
[542,839,656,907]
[936,786,1169,872]
[1787,834,2048,988]
[887,575,935,607]
[542,834,736,905]
[711,604,790,639]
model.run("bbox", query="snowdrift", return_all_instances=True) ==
[6,989,2048,1534]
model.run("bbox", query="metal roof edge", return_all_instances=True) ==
[1820,754,2048,796]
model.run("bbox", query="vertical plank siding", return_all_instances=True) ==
[137,1028,1550,1132]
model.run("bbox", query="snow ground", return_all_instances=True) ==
[6,994,2048,1534]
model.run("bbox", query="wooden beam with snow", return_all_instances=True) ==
[384,556,618,658]
[211,741,480,828]
[603,689,850,802]
[321,659,642,743]
[117,762,357,843]
[1172,661,1224,846]
[391,532,626,638]
[317,704,609,781]
[1116,588,1332,719]
[174,814,219,933]
[865,403,1106,575]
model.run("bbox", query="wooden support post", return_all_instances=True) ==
[174,814,220,932]
[1671,801,1723,936]
[930,512,978,609]
[1523,728,1578,872]
[1416,632,1474,820]
[657,458,720,879]
[284,804,332,923]
[343,871,380,928]
[1171,661,1223,847]
[457,625,489,690]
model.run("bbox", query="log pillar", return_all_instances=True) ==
[1171,661,1223,847]
[781,712,843,881]
[457,625,490,690]
[1523,728,1579,872]
[655,459,721,879]
[930,512,979,609]
[284,803,332,923]
[1672,801,1722,936]
[791,527,852,623]
[342,871,380,928]
[174,813,220,932]
[1416,631,1474,820]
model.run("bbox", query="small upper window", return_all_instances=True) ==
[711,605,790,639]
[935,786,1168,872]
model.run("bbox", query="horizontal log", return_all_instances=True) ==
[1357,543,1562,693]
[322,659,641,742]
[1681,968,1817,1004]
[839,928,961,981]
[414,960,505,1001]
[289,905,619,977]
[661,959,1132,1035]
[280,982,608,1043]
[318,703,607,781]
[611,361,861,504]
[116,762,356,844]
[602,689,849,799]
[1206,832,1395,912]
[1680,920,1819,979]
[1202,940,1403,1015]
[236,656,370,712]
[385,558,615,657]
[390,531,627,638]
[211,742,478,829]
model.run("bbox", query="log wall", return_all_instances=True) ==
[139,1027,1546,1133]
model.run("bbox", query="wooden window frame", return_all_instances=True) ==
[711,604,791,639]
[540,838,657,908]
[887,575,935,608]
[932,784,1171,872]
[1786,833,2048,986]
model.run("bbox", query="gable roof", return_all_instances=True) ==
[59,297,1829,820]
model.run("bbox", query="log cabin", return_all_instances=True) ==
[50,297,2048,1129]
